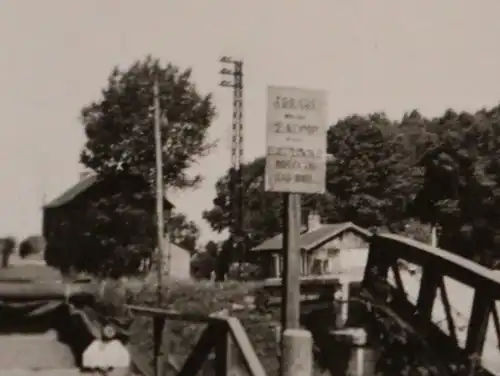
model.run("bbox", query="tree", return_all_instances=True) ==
[190,241,218,280]
[204,157,282,246]
[81,56,215,188]
[203,157,323,248]
[324,113,418,230]
[69,179,158,276]
[18,235,46,259]
[412,104,500,266]
[203,157,323,280]
[168,212,200,254]
[205,240,218,258]
[75,56,216,276]
[203,112,421,254]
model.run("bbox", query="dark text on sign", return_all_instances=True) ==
[275,159,317,171]
[267,146,323,159]
[272,96,317,111]
[274,172,314,184]
[273,122,319,136]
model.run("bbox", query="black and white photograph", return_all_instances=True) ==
[0,1,499,375]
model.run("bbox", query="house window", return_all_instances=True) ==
[310,259,329,275]
[272,254,282,278]
[308,247,340,275]
[301,252,308,276]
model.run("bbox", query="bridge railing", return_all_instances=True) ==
[125,304,267,376]
[364,233,500,375]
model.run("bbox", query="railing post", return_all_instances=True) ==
[415,266,439,336]
[465,291,491,375]
[335,276,350,328]
[363,237,390,293]
[214,322,247,376]
[214,322,231,376]
[332,328,376,376]
[153,316,166,376]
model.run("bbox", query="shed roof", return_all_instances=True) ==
[44,174,98,209]
[44,173,174,209]
[251,222,372,252]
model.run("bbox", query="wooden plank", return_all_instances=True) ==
[390,264,408,297]
[153,316,165,376]
[213,322,231,376]
[177,324,218,376]
[437,277,459,345]
[226,317,267,376]
[491,304,500,343]
[416,267,439,324]
[374,234,500,299]
[125,305,222,323]
[465,291,491,375]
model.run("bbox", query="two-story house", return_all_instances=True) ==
[251,213,372,279]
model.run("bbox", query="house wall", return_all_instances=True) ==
[163,242,191,280]
[318,230,369,273]
[43,206,82,271]
[271,230,369,278]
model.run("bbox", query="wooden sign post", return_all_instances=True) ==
[265,86,328,376]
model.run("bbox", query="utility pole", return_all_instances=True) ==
[219,56,245,270]
[153,78,166,302]
[153,77,167,376]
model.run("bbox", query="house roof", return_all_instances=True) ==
[44,174,98,209]
[251,222,372,252]
[44,173,175,209]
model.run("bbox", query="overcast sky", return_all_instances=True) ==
[1,1,500,244]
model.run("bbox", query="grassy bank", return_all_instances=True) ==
[97,278,285,375]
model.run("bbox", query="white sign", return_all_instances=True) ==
[265,86,327,194]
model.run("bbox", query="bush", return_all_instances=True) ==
[227,262,264,280]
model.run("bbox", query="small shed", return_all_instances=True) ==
[251,215,372,279]
[161,240,192,280]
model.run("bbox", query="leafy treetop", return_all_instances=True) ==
[81,55,216,190]
[60,56,213,276]
[204,104,500,269]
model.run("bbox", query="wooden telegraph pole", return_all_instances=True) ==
[153,78,166,304]
[153,76,169,376]
[265,86,327,376]
[282,193,301,330]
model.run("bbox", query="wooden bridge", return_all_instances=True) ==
[364,233,500,375]
[121,233,500,375]
[2,233,500,375]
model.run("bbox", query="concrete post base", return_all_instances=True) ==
[281,328,313,376]
[332,327,376,376]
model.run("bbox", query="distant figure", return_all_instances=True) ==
[0,237,16,268]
